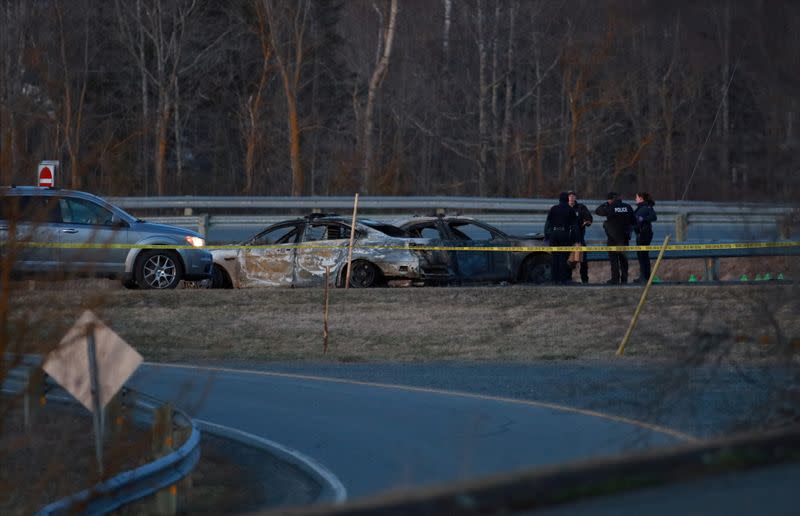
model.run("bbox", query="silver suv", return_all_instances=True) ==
[0,186,212,289]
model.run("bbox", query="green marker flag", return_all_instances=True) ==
[688,274,698,282]
[740,274,749,282]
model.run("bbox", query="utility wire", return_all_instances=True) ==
[680,49,743,201]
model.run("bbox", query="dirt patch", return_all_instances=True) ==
[0,394,310,515]
[0,398,150,515]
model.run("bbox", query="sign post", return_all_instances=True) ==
[86,325,105,475]
[44,310,144,478]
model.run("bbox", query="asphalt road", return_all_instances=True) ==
[528,461,800,516]
[124,361,782,501]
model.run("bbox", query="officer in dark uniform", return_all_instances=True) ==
[633,192,657,283]
[595,192,635,284]
[545,192,580,284]
[567,190,593,283]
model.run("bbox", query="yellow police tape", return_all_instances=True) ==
[4,241,800,253]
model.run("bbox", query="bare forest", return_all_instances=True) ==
[1,0,798,201]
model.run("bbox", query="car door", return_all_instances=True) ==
[402,220,454,276]
[294,221,349,286]
[57,196,131,274]
[4,195,61,273]
[237,222,300,287]
[446,220,512,281]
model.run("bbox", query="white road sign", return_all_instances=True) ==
[43,310,143,413]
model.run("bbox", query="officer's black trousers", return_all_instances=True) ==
[569,239,589,283]
[607,239,629,283]
[636,233,653,281]
[550,232,572,283]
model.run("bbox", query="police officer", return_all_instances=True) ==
[567,190,593,283]
[595,192,635,284]
[633,192,657,283]
[545,192,580,284]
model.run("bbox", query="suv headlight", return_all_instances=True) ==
[185,236,205,247]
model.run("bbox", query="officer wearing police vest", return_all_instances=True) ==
[595,192,635,284]
[545,192,581,284]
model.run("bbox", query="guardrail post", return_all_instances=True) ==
[152,404,177,515]
[704,257,720,282]
[105,392,125,445]
[183,207,193,216]
[24,368,48,429]
[198,213,209,239]
[778,216,792,240]
[675,213,688,242]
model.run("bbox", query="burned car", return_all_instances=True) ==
[208,214,442,288]
[395,215,552,284]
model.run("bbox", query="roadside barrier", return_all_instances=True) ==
[3,240,800,253]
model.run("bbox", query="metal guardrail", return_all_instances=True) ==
[107,195,795,216]
[106,196,797,244]
[1,355,200,515]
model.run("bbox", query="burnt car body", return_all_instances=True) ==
[395,215,552,284]
[209,214,441,288]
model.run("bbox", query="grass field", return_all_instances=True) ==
[8,281,799,364]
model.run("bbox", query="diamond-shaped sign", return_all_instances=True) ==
[43,310,143,413]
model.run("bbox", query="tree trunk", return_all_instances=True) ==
[154,97,171,195]
[476,0,488,196]
[173,74,183,189]
[137,0,150,195]
[362,0,399,194]
[500,2,516,196]
[56,0,89,190]
[286,88,303,196]
[533,31,543,195]
[720,3,731,191]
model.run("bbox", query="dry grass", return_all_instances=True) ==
[0,400,151,515]
[7,281,800,363]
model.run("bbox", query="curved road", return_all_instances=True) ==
[129,363,691,500]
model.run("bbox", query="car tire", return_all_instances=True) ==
[210,265,232,289]
[135,250,183,290]
[346,260,380,288]
[523,255,551,284]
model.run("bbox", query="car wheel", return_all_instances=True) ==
[135,250,183,290]
[347,260,379,288]
[211,265,232,289]
[523,255,551,284]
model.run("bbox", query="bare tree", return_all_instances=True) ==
[236,1,274,194]
[476,0,489,196]
[54,0,90,189]
[115,0,205,195]
[362,0,399,194]
[263,0,313,196]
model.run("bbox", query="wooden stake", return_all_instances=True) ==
[345,193,359,289]
[617,235,671,356]
[323,266,330,353]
